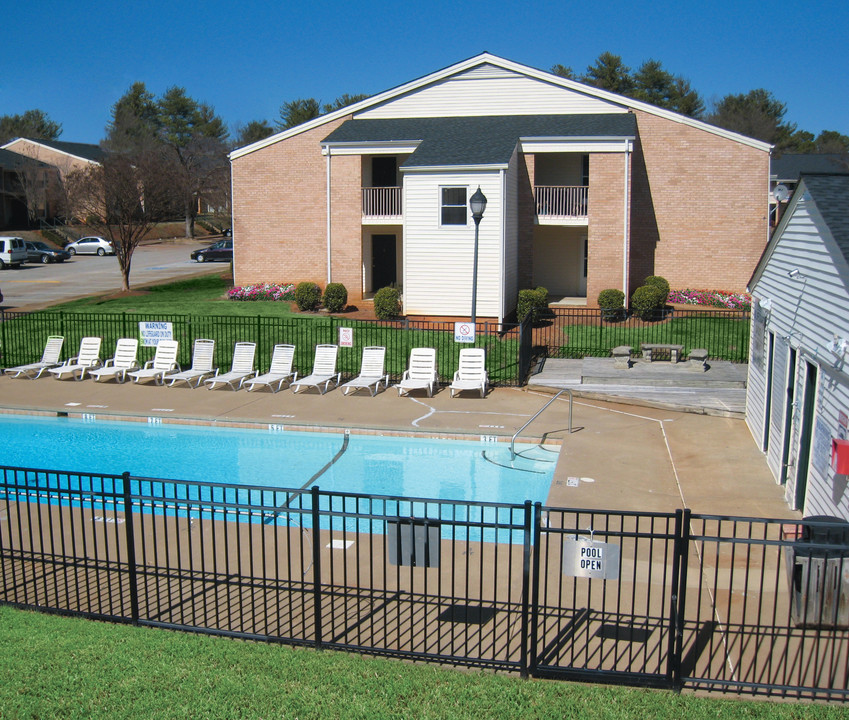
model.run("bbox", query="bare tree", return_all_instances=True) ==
[65,147,173,291]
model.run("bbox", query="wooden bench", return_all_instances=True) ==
[688,348,708,371]
[611,345,632,369]
[641,343,684,363]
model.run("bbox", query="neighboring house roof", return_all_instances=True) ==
[750,173,849,287]
[771,153,847,182]
[0,147,52,170]
[0,137,105,164]
[231,52,772,161]
[321,114,636,168]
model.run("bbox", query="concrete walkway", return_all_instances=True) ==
[0,372,795,520]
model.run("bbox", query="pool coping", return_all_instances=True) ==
[0,406,563,448]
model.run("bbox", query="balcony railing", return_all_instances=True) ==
[362,187,402,218]
[534,185,588,219]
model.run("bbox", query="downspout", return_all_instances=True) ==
[500,167,506,323]
[326,151,332,285]
[229,159,237,282]
[622,140,631,300]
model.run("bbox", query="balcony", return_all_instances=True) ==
[534,186,588,225]
[363,187,402,222]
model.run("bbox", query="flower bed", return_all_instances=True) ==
[228,283,295,302]
[667,289,751,311]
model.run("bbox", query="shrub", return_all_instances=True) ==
[597,288,625,309]
[322,283,348,313]
[597,288,626,321]
[517,287,549,324]
[630,285,667,320]
[293,281,322,311]
[228,282,295,301]
[643,275,670,300]
[373,286,401,320]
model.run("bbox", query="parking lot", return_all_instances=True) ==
[0,240,224,311]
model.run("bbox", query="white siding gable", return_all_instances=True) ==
[357,64,626,120]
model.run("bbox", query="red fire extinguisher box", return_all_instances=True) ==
[833,439,849,475]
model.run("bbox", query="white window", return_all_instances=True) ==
[440,187,467,226]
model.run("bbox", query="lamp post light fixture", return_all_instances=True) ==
[469,186,487,325]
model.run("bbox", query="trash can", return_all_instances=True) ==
[789,516,849,628]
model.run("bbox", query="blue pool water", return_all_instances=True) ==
[0,414,556,510]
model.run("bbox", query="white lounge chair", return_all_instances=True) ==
[165,339,217,388]
[204,342,257,390]
[341,346,388,396]
[127,340,180,385]
[291,344,340,394]
[245,344,297,393]
[47,337,103,381]
[4,336,64,379]
[396,347,438,397]
[89,338,140,384]
[449,348,489,398]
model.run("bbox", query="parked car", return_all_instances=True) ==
[0,236,27,269]
[25,241,72,264]
[190,238,233,263]
[65,236,115,256]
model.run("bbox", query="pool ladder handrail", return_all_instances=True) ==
[510,388,573,460]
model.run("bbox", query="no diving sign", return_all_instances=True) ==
[454,322,476,343]
[562,537,620,580]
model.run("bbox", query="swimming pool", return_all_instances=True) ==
[0,413,556,507]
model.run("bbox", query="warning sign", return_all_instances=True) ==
[338,327,353,347]
[561,537,620,580]
[454,322,476,343]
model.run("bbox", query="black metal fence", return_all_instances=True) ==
[0,311,533,387]
[2,466,847,699]
[536,308,751,364]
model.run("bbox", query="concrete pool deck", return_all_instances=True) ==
[0,374,797,520]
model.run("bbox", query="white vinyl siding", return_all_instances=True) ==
[403,171,503,318]
[357,66,626,120]
[747,190,849,517]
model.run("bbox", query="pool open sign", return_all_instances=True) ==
[455,322,476,343]
[562,536,620,580]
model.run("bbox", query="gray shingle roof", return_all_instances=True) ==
[17,138,105,163]
[0,147,51,170]
[804,173,849,265]
[322,114,636,167]
[771,153,847,181]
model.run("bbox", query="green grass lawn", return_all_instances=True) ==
[53,274,294,317]
[1,607,838,719]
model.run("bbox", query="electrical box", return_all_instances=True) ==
[387,519,440,568]
[832,439,849,475]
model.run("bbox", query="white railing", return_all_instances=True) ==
[362,187,402,218]
[534,186,588,218]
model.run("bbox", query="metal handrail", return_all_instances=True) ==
[510,388,572,460]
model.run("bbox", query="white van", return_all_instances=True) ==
[0,237,27,269]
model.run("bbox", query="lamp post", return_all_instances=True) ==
[469,186,487,325]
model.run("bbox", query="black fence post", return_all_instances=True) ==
[311,485,323,650]
[528,501,543,676]
[520,500,533,678]
[121,471,140,624]
[667,508,691,691]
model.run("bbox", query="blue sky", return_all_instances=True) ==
[6,0,848,145]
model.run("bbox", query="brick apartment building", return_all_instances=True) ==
[230,53,771,321]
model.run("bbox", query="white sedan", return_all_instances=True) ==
[66,237,115,256]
